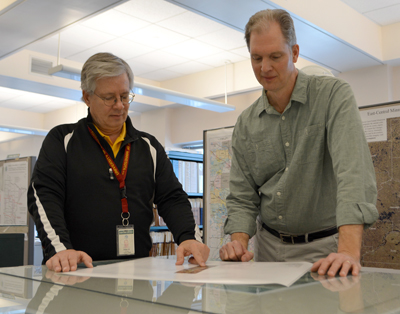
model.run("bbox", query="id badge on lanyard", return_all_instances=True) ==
[116,224,135,256]
[88,126,135,256]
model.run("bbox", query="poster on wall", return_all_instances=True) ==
[359,102,400,269]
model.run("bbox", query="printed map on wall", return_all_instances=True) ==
[0,161,28,226]
[204,127,254,260]
[359,103,400,269]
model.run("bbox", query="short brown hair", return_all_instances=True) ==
[244,9,297,51]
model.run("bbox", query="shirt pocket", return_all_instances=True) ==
[244,138,280,181]
[294,124,325,165]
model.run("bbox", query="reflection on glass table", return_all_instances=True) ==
[0,263,400,314]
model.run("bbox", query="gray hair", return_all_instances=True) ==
[80,52,134,97]
[244,9,297,51]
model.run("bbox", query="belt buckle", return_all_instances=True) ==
[280,234,296,244]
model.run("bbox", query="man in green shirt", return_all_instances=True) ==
[219,9,378,277]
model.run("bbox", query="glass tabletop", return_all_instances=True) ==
[0,261,400,314]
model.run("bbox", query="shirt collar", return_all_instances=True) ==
[256,69,309,116]
[94,123,126,147]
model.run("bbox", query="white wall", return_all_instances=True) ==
[0,107,44,129]
[337,64,398,107]
[169,90,261,145]
[139,108,174,147]
[0,135,44,160]
[382,22,400,62]
[43,102,87,130]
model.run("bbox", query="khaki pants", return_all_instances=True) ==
[254,219,339,263]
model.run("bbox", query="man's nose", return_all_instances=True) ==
[261,59,272,73]
[113,96,125,109]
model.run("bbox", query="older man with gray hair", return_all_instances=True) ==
[29,52,209,272]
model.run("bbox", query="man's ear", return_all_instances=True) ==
[292,44,299,63]
[82,91,91,107]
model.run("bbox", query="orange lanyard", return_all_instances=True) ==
[88,127,131,216]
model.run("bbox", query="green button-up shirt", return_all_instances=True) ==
[225,70,378,237]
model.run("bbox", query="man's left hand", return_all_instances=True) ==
[312,224,363,277]
[311,252,361,277]
[175,240,210,266]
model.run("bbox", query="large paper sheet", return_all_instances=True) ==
[64,257,312,287]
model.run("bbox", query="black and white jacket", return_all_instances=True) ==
[28,112,200,263]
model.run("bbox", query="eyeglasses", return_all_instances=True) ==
[93,92,135,107]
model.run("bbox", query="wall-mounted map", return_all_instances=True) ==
[360,103,400,269]
[0,161,28,226]
[203,127,255,261]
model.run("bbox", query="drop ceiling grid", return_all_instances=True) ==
[340,0,400,25]
[24,0,248,82]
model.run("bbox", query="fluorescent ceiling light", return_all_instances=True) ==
[48,65,81,81]
[0,124,48,136]
[134,82,234,113]
[47,67,235,113]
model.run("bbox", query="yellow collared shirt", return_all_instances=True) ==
[94,123,126,158]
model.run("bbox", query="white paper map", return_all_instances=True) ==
[0,161,28,225]
[65,257,312,287]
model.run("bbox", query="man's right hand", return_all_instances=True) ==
[219,233,254,262]
[219,240,254,261]
[46,249,93,272]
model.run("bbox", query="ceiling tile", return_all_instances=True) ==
[25,35,59,57]
[139,69,182,81]
[94,38,154,60]
[0,0,123,59]
[0,0,253,113]
[114,0,186,23]
[364,4,400,25]
[158,11,225,37]
[66,48,101,64]
[198,51,246,67]
[80,9,150,36]
[166,61,213,75]
[197,28,245,50]
[340,0,400,13]
[230,46,250,58]
[0,86,23,103]
[59,25,116,48]
[129,50,189,68]
[27,34,88,59]
[162,39,223,60]
[123,24,189,49]
[68,39,155,64]
[125,60,159,76]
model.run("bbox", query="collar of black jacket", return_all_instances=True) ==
[86,108,140,144]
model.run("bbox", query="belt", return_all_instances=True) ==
[261,222,338,244]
